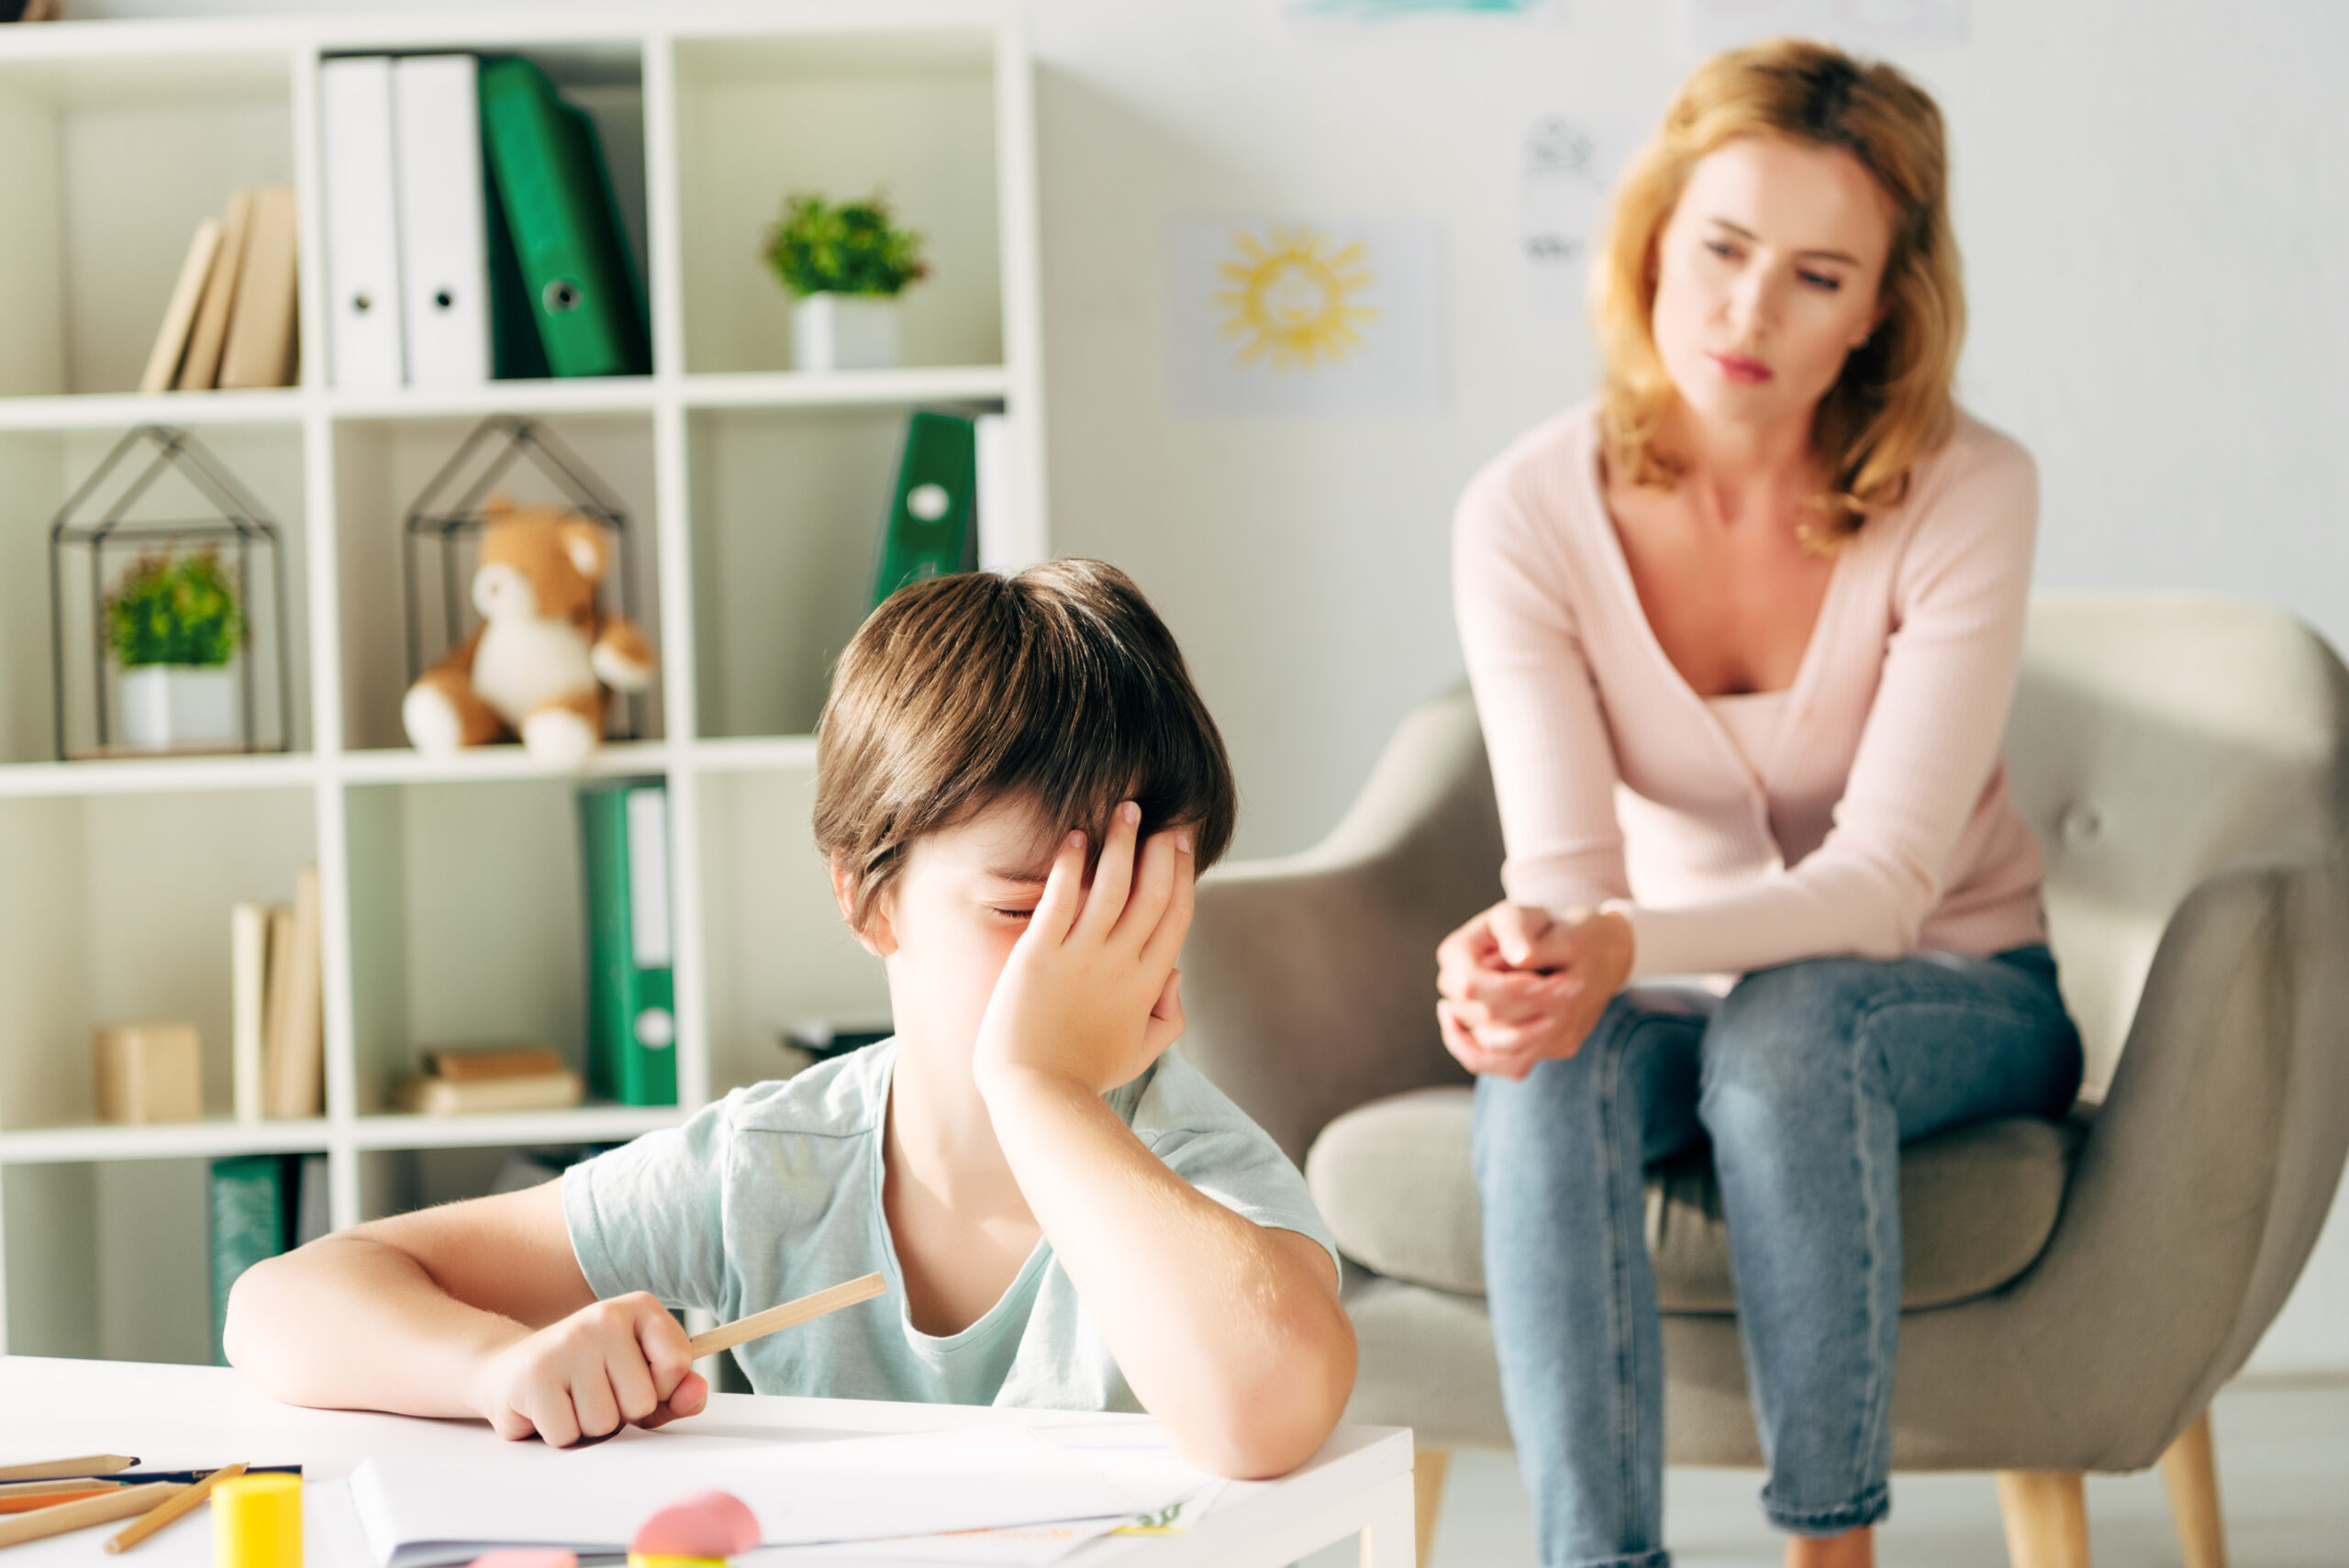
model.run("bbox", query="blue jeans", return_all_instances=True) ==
[1474,948,2084,1568]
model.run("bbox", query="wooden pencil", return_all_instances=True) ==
[0,1484,125,1516]
[686,1272,887,1359]
[105,1463,244,1553]
[0,1484,181,1551]
[0,1457,137,1485]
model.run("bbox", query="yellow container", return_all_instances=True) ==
[213,1473,302,1568]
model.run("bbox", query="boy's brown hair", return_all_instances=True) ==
[815,561,1237,931]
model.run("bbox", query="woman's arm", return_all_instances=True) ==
[224,1180,706,1444]
[974,807,1357,1479]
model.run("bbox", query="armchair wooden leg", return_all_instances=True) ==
[1411,1448,1449,1566]
[2158,1409,2227,1568]
[1996,1471,2088,1568]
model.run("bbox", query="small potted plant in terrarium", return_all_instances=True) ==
[763,190,930,374]
[107,547,244,751]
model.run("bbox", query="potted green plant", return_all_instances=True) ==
[106,548,244,751]
[763,191,930,373]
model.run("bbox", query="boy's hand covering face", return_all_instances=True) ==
[973,801,1195,1095]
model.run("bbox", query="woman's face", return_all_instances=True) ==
[1649,134,1895,438]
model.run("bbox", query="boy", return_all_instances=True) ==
[227,561,1356,1479]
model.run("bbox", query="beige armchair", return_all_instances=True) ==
[1182,594,2349,1568]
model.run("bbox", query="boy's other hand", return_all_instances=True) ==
[974,801,1194,1098]
[472,1291,708,1446]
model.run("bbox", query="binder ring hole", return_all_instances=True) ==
[435,290,454,310]
[543,278,584,315]
[907,484,951,522]
[351,293,373,314]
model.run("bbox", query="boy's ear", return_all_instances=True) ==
[830,862,896,958]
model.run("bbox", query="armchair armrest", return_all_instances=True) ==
[1181,688,1502,1162]
[2001,850,2349,1466]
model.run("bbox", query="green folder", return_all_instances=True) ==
[872,412,978,608]
[479,56,651,378]
[484,160,552,381]
[209,1154,297,1366]
[579,777,677,1106]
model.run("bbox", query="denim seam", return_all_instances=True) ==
[1847,995,1889,1509]
[1598,1028,1638,1549]
[1765,1480,1891,1535]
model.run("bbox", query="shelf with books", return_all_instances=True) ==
[0,784,318,1136]
[687,403,978,741]
[0,47,298,404]
[317,39,652,394]
[343,774,646,1118]
[695,765,889,1102]
[0,423,315,766]
[670,28,1004,379]
[329,411,665,754]
[0,3,1042,1362]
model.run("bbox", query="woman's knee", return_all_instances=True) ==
[1700,959,1887,1112]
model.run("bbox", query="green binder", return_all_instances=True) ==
[871,412,978,608]
[209,1154,297,1367]
[479,56,651,378]
[484,161,552,381]
[579,777,677,1106]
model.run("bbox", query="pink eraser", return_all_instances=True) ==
[470,1552,577,1568]
[629,1491,761,1559]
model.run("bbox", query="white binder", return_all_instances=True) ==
[320,55,406,389]
[392,54,491,387]
[974,412,1037,573]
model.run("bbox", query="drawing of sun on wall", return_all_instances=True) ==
[1214,223,1379,373]
[1171,217,1443,417]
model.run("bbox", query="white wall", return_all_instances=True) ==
[65,0,2349,1374]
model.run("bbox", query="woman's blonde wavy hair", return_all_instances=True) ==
[1592,38,1964,539]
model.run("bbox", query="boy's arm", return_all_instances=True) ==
[974,806,1358,1479]
[224,1179,706,1445]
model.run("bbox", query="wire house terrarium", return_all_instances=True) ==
[49,427,293,761]
[404,416,646,742]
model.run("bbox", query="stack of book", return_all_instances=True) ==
[228,867,324,1122]
[395,1044,584,1116]
[140,185,301,394]
[319,52,649,388]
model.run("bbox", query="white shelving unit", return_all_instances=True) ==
[0,2,1045,1365]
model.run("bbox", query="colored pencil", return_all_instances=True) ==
[685,1272,887,1358]
[0,1484,180,1551]
[0,1485,124,1516]
[106,1462,244,1553]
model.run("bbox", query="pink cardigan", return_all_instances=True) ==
[1453,401,2048,980]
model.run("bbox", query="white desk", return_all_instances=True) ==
[1,1359,1415,1568]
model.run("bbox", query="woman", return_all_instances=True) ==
[1442,39,2083,1568]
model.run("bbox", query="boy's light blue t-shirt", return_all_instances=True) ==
[562,1040,1338,1411]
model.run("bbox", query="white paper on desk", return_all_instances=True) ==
[348,1427,1200,1568]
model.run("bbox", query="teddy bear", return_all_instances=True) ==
[401,496,655,769]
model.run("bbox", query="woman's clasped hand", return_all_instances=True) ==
[1435,900,1635,1078]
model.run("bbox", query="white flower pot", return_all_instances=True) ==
[120,664,237,751]
[791,293,900,373]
